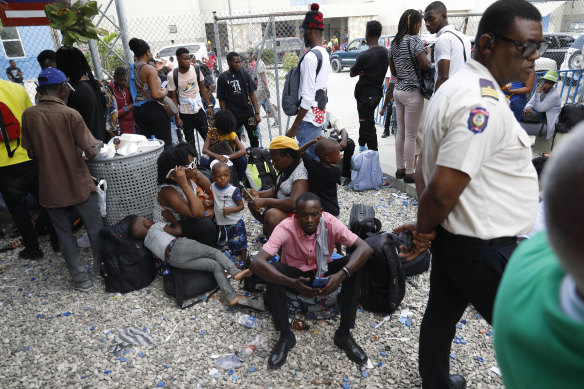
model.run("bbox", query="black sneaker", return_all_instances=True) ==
[18,247,44,260]
[381,130,390,138]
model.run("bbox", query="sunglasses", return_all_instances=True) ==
[184,161,196,170]
[493,33,549,58]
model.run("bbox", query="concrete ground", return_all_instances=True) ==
[326,69,418,197]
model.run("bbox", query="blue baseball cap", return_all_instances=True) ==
[37,67,68,86]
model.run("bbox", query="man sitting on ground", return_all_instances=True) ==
[250,192,373,369]
[493,124,584,388]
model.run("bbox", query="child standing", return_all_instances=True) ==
[129,210,263,310]
[210,161,248,266]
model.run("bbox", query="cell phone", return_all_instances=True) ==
[161,80,168,88]
[241,186,253,200]
[399,230,413,251]
[166,168,176,180]
[312,277,329,288]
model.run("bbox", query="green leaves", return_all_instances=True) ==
[44,1,101,46]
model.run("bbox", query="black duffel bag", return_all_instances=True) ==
[555,103,584,134]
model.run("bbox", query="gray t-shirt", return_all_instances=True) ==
[144,222,175,259]
[389,35,425,92]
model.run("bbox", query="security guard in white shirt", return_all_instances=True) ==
[394,1,547,388]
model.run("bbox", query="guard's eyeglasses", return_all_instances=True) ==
[493,33,549,58]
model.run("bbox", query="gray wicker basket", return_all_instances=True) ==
[86,141,164,226]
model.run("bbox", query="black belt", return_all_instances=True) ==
[437,226,517,246]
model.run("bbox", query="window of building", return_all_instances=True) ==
[0,27,25,58]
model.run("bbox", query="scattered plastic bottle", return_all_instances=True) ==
[289,318,308,331]
[235,312,257,329]
[236,335,266,360]
[214,354,243,369]
[0,238,23,252]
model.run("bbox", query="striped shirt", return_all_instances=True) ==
[389,35,425,92]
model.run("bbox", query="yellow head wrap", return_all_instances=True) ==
[269,136,299,151]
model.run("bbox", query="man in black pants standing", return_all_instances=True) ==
[167,47,214,147]
[350,21,389,151]
[251,193,373,369]
[394,1,544,387]
[217,52,261,147]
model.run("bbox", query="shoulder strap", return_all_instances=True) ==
[173,68,179,93]
[443,30,467,62]
[312,49,323,80]
[195,64,201,84]
[0,108,18,158]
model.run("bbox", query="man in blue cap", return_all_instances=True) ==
[20,68,104,292]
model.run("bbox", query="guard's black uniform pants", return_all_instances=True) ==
[419,226,517,388]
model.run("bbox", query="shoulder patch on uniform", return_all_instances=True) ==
[467,107,489,134]
[479,78,499,101]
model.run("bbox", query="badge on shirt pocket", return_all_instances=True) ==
[467,107,489,134]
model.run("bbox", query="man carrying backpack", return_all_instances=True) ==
[0,80,47,259]
[167,47,214,146]
[285,3,331,160]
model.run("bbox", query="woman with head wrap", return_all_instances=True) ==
[245,136,308,237]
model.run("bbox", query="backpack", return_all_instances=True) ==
[360,232,406,314]
[162,265,218,309]
[100,215,156,293]
[282,48,323,116]
[349,203,381,240]
[347,150,383,191]
[554,103,584,134]
[0,102,21,158]
[401,248,431,276]
[247,147,277,190]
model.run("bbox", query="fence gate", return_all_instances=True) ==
[212,11,306,148]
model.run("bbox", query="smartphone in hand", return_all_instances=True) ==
[312,277,329,288]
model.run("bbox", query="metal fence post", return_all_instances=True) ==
[213,12,223,74]
[114,0,133,64]
[271,16,282,135]
[80,0,103,80]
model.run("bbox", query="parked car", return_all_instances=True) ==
[330,35,394,73]
[253,37,303,63]
[156,42,208,65]
[542,33,575,68]
[560,34,584,71]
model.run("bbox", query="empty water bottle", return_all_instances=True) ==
[214,354,242,369]
[235,312,257,329]
[235,335,266,360]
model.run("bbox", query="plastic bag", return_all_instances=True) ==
[96,178,107,217]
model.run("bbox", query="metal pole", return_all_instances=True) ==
[114,0,133,63]
[213,12,223,74]
[80,0,103,80]
[271,16,282,135]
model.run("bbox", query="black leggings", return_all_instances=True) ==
[178,217,218,247]
[134,101,172,148]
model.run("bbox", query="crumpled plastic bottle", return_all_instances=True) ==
[235,335,266,360]
[214,354,243,369]
[234,312,257,329]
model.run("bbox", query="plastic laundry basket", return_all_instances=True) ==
[86,140,164,226]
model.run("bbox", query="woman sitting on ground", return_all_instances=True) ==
[201,109,248,183]
[154,143,217,246]
[246,136,308,237]
[521,70,561,140]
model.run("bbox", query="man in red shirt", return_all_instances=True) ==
[250,192,373,369]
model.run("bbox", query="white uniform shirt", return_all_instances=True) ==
[434,25,472,85]
[422,59,539,239]
[299,46,331,126]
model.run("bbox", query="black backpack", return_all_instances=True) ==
[349,204,381,240]
[163,266,219,309]
[401,248,431,276]
[554,103,584,134]
[100,215,156,293]
[360,232,406,314]
[247,147,277,190]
